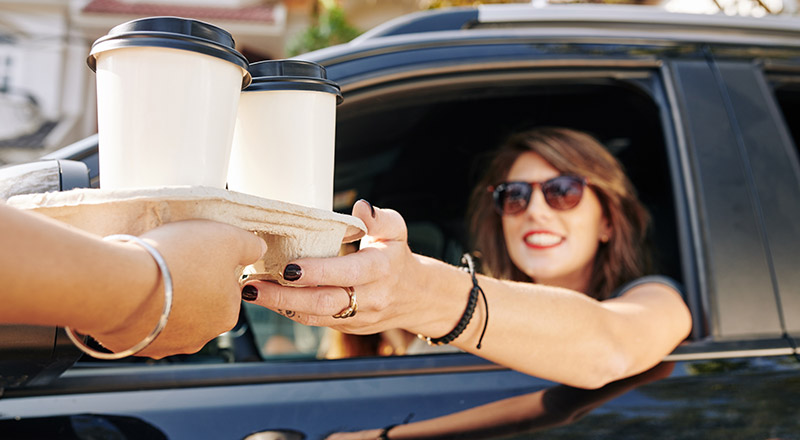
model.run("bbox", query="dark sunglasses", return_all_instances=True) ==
[490,175,588,216]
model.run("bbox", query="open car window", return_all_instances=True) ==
[243,66,688,361]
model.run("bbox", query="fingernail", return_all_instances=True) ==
[242,285,259,301]
[283,263,302,282]
[358,199,376,218]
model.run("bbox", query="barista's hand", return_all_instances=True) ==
[89,220,266,358]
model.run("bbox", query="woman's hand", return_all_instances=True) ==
[89,220,267,358]
[243,200,461,338]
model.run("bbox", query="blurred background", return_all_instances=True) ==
[0,0,795,166]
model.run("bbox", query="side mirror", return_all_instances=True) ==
[0,159,90,391]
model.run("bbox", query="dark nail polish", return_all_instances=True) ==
[241,285,258,301]
[358,199,376,218]
[283,264,302,281]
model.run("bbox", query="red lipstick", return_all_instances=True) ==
[523,230,564,249]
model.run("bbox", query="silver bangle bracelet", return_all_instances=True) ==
[65,234,174,360]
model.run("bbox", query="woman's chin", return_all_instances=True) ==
[519,267,562,284]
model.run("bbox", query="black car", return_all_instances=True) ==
[1,4,799,439]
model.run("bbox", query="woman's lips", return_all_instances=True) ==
[523,231,564,249]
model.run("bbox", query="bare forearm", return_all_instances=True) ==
[0,203,158,334]
[244,202,690,387]
[412,255,688,388]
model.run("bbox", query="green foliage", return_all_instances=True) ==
[286,2,362,57]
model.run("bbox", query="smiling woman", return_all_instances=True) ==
[243,126,692,390]
[470,128,651,300]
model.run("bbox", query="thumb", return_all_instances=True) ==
[352,199,407,243]
[235,230,268,266]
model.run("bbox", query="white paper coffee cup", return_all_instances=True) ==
[227,60,342,211]
[88,17,251,190]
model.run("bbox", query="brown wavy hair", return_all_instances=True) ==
[468,127,651,300]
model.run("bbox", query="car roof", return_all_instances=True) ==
[300,4,800,64]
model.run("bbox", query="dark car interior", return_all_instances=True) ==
[333,75,682,282]
[772,82,800,161]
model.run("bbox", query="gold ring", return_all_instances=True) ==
[332,286,358,319]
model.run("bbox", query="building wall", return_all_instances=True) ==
[0,0,94,165]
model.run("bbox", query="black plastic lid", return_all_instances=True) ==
[88,16,251,89]
[244,60,342,104]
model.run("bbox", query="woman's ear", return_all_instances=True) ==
[599,217,612,243]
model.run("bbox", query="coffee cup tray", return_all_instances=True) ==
[6,186,366,285]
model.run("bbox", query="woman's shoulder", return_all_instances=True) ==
[609,275,684,300]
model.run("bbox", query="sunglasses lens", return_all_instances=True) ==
[493,177,586,215]
[494,182,531,215]
[542,176,585,210]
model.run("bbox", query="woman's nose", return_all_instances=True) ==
[524,187,554,219]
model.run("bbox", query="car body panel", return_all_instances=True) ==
[1,357,799,438]
[668,59,783,339]
[716,62,800,338]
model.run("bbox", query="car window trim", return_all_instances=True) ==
[666,338,795,361]
[5,354,504,398]
[661,61,707,342]
[310,28,800,67]
[339,61,661,103]
[9,337,796,399]
[8,335,796,399]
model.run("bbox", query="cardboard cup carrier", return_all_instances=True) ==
[227,60,343,211]
[88,17,251,189]
[9,20,365,284]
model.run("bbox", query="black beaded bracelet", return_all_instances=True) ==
[417,253,489,349]
[378,424,398,440]
[379,413,414,439]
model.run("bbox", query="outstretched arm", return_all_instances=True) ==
[245,200,690,388]
[0,203,266,358]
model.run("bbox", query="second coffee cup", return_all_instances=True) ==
[227,60,342,211]
[88,16,251,190]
